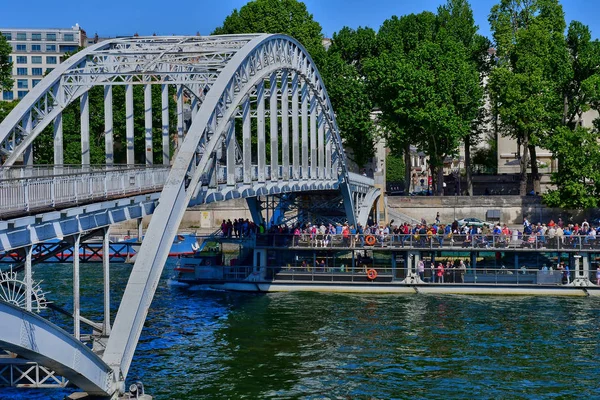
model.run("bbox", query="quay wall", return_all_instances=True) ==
[387,195,584,226]
[112,196,586,234]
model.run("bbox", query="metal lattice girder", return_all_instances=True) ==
[0,35,263,164]
[0,300,113,396]
[102,34,356,385]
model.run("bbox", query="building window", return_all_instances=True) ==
[45,68,54,74]
[17,90,28,99]
[17,79,28,89]
[31,44,41,52]
[16,68,27,75]
[31,56,42,64]
[31,33,42,41]
[2,32,11,40]
[60,45,78,53]
[3,91,14,100]
[8,56,11,63]
[46,44,56,52]
[16,44,26,52]
[16,56,27,64]
[46,56,57,64]
[32,79,41,87]
[63,33,74,41]
[16,32,26,40]
[46,33,56,41]
[31,68,43,76]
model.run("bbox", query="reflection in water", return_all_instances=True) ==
[5,262,600,399]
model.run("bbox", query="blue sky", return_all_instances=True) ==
[1,0,596,41]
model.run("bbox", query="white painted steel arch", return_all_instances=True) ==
[0,35,261,165]
[100,34,356,392]
[0,300,113,395]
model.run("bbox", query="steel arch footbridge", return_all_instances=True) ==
[0,34,379,397]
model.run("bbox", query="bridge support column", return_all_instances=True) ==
[325,129,332,180]
[161,84,170,166]
[317,112,324,179]
[176,85,184,150]
[291,73,299,179]
[81,91,90,166]
[73,234,81,340]
[242,96,252,184]
[144,84,153,165]
[257,81,266,182]
[25,245,32,312]
[23,112,33,166]
[309,96,317,179]
[104,85,114,165]
[103,228,111,335]
[126,84,135,165]
[269,72,279,181]
[400,251,422,284]
[281,72,289,180]
[301,80,308,179]
[53,85,64,168]
[246,197,264,226]
[226,121,236,186]
[54,113,63,168]
[137,218,143,240]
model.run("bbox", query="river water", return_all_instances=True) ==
[4,260,600,399]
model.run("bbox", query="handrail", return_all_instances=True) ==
[0,168,170,215]
[250,232,600,252]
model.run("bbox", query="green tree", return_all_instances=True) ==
[365,12,437,189]
[212,0,326,66]
[438,0,492,195]
[0,34,12,91]
[489,0,569,195]
[542,21,600,208]
[543,127,600,208]
[365,1,484,195]
[385,153,405,182]
[322,26,377,167]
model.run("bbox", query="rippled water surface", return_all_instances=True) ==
[4,261,600,399]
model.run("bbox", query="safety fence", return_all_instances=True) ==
[0,166,169,215]
[252,233,600,252]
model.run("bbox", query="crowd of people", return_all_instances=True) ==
[220,214,600,250]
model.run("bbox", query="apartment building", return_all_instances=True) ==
[1,25,86,101]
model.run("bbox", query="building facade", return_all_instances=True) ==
[1,25,86,101]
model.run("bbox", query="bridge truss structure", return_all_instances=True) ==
[0,34,379,397]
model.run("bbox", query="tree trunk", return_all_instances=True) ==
[404,142,411,194]
[430,163,436,195]
[437,163,445,196]
[464,134,472,196]
[528,144,541,195]
[519,133,529,196]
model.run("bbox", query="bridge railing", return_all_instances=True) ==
[0,166,170,215]
[0,164,153,180]
[347,172,375,187]
[205,165,338,185]
[251,232,600,252]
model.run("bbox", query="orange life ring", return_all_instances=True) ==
[367,268,378,280]
[365,235,376,246]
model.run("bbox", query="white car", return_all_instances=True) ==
[457,217,494,228]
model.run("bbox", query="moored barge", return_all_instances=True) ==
[172,233,600,296]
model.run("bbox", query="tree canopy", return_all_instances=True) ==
[0,34,13,91]
[321,26,378,167]
[365,0,485,194]
[212,0,326,66]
